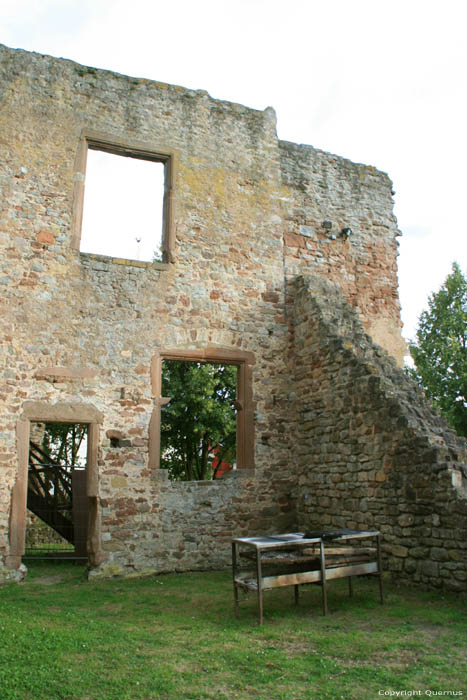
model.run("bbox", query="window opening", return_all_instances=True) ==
[161,361,238,481]
[80,148,165,262]
[25,422,88,561]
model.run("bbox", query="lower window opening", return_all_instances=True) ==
[25,422,89,561]
[161,360,238,481]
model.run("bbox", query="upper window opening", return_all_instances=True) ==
[72,133,175,264]
[80,149,164,262]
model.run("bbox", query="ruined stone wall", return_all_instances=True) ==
[0,45,297,578]
[280,142,406,364]
[293,276,467,592]
[0,44,406,580]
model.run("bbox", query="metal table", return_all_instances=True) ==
[232,530,384,624]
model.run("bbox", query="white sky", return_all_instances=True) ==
[80,151,164,262]
[2,0,466,341]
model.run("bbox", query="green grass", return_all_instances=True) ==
[24,543,75,555]
[0,563,465,700]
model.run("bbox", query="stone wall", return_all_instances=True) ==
[280,142,406,364]
[2,44,464,591]
[292,275,467,592]
[0,45,298,578]
[25,512,70,548]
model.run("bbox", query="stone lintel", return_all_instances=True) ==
[34,367,98,380]
[21,401,104,424]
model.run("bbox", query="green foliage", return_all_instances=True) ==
[161,361,237,480]
[408,262,467,437]
[152,245,163,263]
[40,423,87,467]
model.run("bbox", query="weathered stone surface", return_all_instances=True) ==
[0,45,465,592]
[293,276,467,593]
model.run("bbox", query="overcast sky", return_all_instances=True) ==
[2,0,466,342]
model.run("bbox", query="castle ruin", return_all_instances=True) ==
[1,45,466,590]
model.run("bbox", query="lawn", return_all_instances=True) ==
[0,562,465,700]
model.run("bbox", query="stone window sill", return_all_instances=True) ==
[79,251,170,270]
[153,469,254,484]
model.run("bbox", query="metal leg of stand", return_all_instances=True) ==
[294,585,299,605]
[232,542,239,618]
[377,534,384,604]
[256,548,263,625]
[348,576,353,597]
[319,540,328,616]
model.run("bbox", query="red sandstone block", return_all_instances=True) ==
[284,232,306,248]
[36,230,54,244]
[106,430,125,439]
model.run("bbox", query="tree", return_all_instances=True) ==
[408,262,467,437]
[41,423,87,467]
[160,361,237,481]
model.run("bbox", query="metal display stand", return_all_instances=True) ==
[232,530,384,625]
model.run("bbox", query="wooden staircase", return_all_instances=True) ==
[27,441,74,544]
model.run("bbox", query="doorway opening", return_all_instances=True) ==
[25,422,89,561]
[161,360,238,481]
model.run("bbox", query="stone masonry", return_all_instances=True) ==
[0,44,465,591]
[292,276,467,592]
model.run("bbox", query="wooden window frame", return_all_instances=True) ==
[71,130,176,264]
[149,348,255,474]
